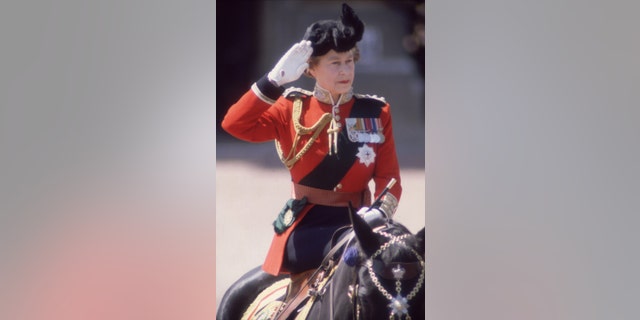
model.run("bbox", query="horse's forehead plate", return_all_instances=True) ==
[392,264,406,280]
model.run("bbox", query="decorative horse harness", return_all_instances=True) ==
[355,231,425,320]
[301,228,425,320]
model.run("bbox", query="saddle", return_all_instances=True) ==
[242,227,354,320]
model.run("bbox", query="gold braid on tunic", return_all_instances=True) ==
[276,98,333,169]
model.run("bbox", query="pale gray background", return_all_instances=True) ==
[1,1,216,319]
[427,0,640,319]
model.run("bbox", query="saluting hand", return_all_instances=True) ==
[268,40,313,87]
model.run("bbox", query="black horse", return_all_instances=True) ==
[216,209,425,319]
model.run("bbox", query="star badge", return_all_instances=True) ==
[356,144,376,167]
[388,294,409,317]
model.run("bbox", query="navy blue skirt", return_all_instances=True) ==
[282,205,351,273]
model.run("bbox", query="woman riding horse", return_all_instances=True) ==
[220,3,403,318]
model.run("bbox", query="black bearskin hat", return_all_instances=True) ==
[303,3,365,57]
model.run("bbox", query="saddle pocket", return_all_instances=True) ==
[273,197,308,234]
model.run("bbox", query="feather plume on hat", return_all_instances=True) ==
[303,3,365,57]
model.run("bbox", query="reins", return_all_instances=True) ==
[272,228,355,320]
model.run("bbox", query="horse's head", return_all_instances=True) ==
[346,209,425,319]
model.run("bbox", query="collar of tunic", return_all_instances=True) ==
[313,83,353,105]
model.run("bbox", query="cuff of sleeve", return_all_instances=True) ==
[253,74,285,104]
[379,193,399,217]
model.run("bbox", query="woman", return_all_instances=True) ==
[221,3,402,318]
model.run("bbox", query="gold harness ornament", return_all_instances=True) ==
[276,97,333,169]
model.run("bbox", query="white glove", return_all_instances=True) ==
[267,40,313,87]
[357,207,388,227]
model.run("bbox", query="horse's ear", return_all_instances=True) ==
[349,208,380,257]
[415,227,426,257]
[348,201,357,215]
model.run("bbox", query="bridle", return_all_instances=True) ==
[350,230,425,320]
[305,227,424,320]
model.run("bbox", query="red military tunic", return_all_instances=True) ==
[221,75,402,275]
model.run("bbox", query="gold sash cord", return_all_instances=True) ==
[276,98,333,169]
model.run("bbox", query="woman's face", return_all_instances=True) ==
[308,49,355,99]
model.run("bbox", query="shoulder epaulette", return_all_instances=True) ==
[283,87,313,100]
[354,93,387,104]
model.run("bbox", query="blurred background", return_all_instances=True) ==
[215,0,426,311]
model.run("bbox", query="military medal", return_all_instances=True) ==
[345,118,385,143]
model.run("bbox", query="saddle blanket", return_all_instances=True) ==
[241,275,324,320]
[242,278,289,320]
